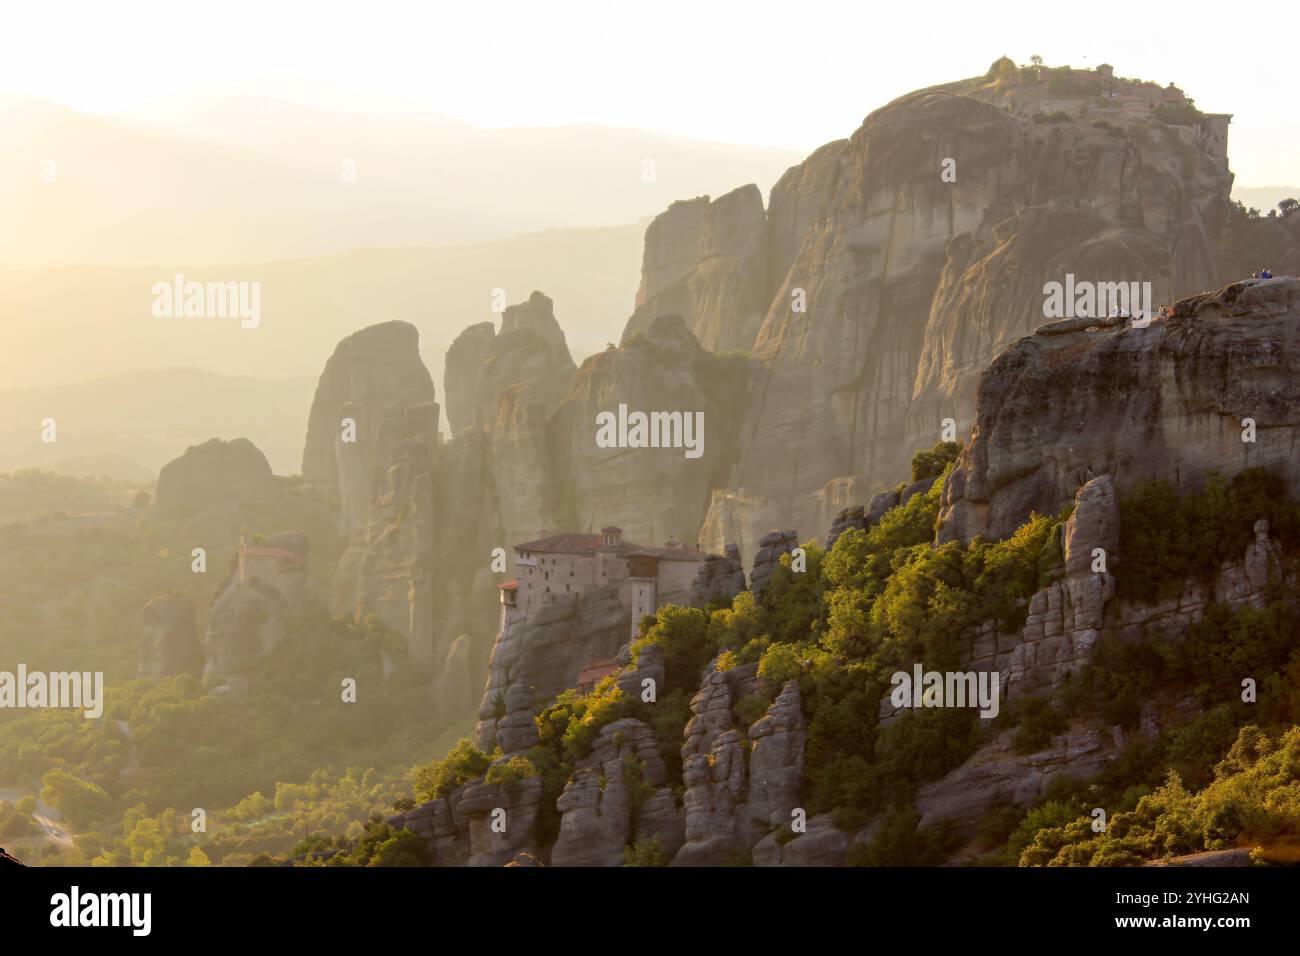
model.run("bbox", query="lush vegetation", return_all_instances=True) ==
[986,469,1300,866]
[0,473,471,866]
[1019,725,1300,866]
[1224,196,1300,278]
[1115,469,1299,601]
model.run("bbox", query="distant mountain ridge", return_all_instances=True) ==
[0,91,803,267]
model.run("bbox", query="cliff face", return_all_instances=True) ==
[548,314,746,545]
[624,185,772,353]
[140,595,203,679]
[447,291,576,436]
[937,277,1300,543]
[301,321,438,536]
[603,75,1238,562]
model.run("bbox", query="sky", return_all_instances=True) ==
[1,0,1295,186]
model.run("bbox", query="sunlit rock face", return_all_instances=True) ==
[676,78,1236,559]
[937,277,1300,544]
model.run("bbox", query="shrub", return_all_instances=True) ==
[485,755,538,790]
[623,835,669,867]
[410,739,492,802]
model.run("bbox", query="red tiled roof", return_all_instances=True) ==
[498,580,519,591]
[516,532,645,554]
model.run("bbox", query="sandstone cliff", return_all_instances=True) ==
[301,321,438,536]
[937,277,1300,544]
[602,67,1244,564]
[623,186,772,353]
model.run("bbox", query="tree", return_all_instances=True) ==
[187,846,213,867]
[1030,54,1043,67]
[40,769,110,829]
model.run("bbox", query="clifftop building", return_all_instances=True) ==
[498,524,708,639]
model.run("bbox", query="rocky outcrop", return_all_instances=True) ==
[672,661,763,866]
[202,531,307,686]
[748,530,798,597]
[301,321,438,536]
[140,594,203,678]
[752,814,850,867]
[1006,475,1118,696]
[443,322,496,436]
[624,186,772,353]
[474,585,627,751]
[446,291,576,437]
[154,438,274,520]
[458,770,543,868]
[744,680,806,828]
[616,642,664,700]
[333,436,439,660]
[690,70,1239,562]
[687,543,746,607]
[388,792,471,866]
[916,724,1126,834]
[551,718,674,867]
[938,278,1300,544]
[825,506,865,550]
[916,472,1284,713]
[494,684,541,756]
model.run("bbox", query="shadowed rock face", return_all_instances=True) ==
[140,594,203,678]
[624,185,772,353]
[202,531,308,686]
[443,322,495,436]
[301,320,437,536]
[548,314,746,546]
[154,438,274,519]
[938,277,1300,544]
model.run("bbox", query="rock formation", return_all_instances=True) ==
[474,585,627,750]
[666,68,1243,562]
[748,529,798,597]
[154,438,274,520]
[623,186,772,353]
[687,543,746,607]
[937,278,1300,544]
[202,531,308,686]
[301,320,437,536]
[551,718,674,867]
[443,322,496,437]
[140,594,203,678]
[548,313,746,546]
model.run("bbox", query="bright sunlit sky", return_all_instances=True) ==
[3,0,1295,185]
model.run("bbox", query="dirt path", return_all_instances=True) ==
[0,787,75,847]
